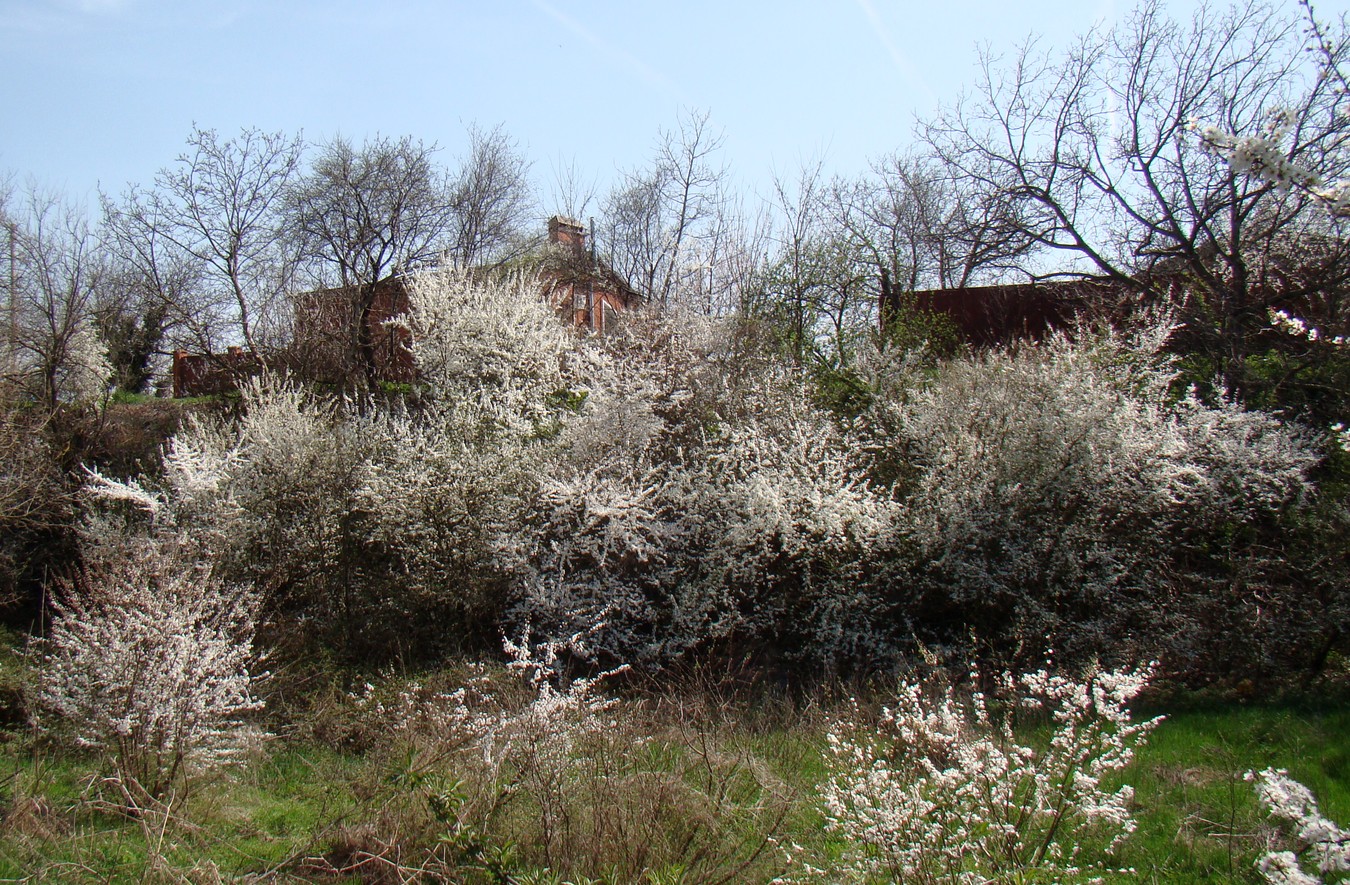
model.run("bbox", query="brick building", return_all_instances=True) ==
[283,216,642,385]
[171,346,263,398]
[538,215,643,334]
[290,276,416,385]
[879,272,1142,347]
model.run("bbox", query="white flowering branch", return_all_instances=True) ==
[1270,309,1348,348]
[1251,768,1350,885]
[1188,0,1350,218]
[1190,111,1332,197]
[813,665,1160,884]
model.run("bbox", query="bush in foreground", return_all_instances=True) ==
[34,540,265,802]
[810,664,1160,884]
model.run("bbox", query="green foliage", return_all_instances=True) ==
[545,387,590,414]
[1176,342,1350,435]
[879,298,961,360]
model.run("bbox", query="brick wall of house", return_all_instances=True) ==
[543,215,641,334]
[290,278,416,384]
[171,219,644,396]
[172,346,263,398]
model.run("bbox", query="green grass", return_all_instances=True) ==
[0,743,366,883]
[1117,699,1350,883]
[0,681,1346,883]
[107,390,162,406]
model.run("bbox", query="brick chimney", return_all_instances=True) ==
[548,215,587,251]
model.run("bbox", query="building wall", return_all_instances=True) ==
[290,278,415,384]
[173,218,643,396]
[890,279,1131,346]
[171,347,262,398]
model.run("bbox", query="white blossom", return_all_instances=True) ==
[394,268,576,433]
[1191,112,1350,216]
[57,323,112,403]
[812,665,1160,884]
[1271,309,1348,347]
[854,321,1315,670]
[35,541,265,800]
[1251,768,1350,884]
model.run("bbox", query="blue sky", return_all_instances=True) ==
[1,0,1334,214]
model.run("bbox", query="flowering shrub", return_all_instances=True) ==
[477,630,628,801]
[369,628,631,871]
[693,403,901,666]
[493,306,906,673]
[813,665,1159,884]
[75,276,1331,679]
[1250,768,1350,884]
[347,629,624,781]
[55,324,113,404]
[855,325,1318,674]
[328,628,793,882]
[514,344,901,672]
[356,405,538,650]
[35,541,264,801]
[396,268,577,432]
[83,378,402,659]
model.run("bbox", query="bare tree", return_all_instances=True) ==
[2,176,18,375]
[7,188,110,410]
[754,160,874,365]
[759,160,830,362]
[600,108,730,308]
[695,195,770,316]
[548,154,598,223]
[447,123,535,268]
[104,127,303,358]
[100,188,201,392]
[833,152,1036,293]
[921,0,1350,398]
[748,150,1036,367]
[287,134,456,387]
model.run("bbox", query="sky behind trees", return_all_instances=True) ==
[0,0,1249,210]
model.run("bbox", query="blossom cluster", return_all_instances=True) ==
[1250,767,1350,884]
[35,541,265,799]
[812,665,1159,884]
[1271,309,1348,347]
[1192,112,1322,189]
[1332,423,1349,453]
[56,323,113,403]
[1190,113,1350,216]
